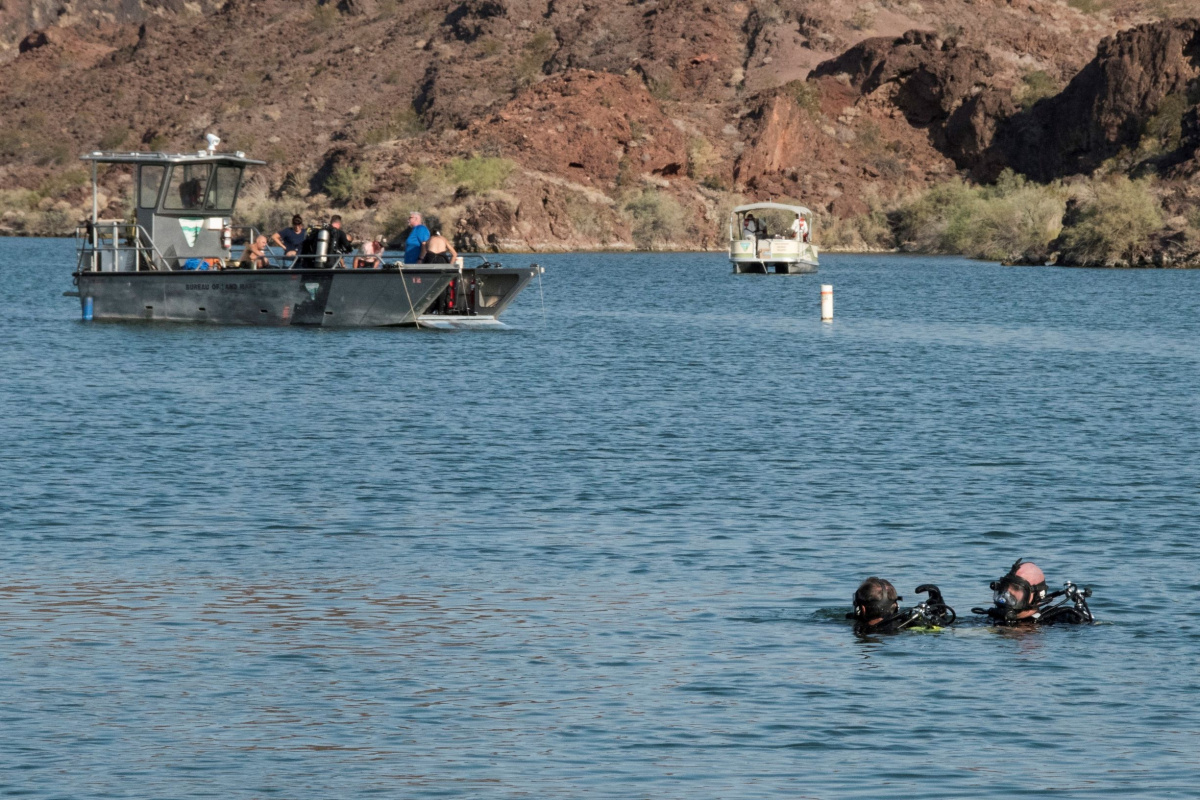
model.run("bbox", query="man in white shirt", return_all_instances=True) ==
[743,213,759,240]
[790,214,809,242]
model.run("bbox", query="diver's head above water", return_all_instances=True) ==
[989,559,1047,620]
[852,577,900,627]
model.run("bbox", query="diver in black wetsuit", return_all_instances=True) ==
[972,559,1094,626]
[849,577,956,633]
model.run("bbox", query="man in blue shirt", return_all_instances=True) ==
[404,212,431,264]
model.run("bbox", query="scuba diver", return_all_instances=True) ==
[849,577,956,633]
[972,559,1094,625]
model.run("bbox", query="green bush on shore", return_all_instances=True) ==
[892,171,1066,262]
[1058,175,1164,266]
[624,188,683,249]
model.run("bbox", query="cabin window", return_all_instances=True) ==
[138,165,165,209]
[162,163,213,211]
[204,166,243,212]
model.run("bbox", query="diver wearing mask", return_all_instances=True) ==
[849,577,956,633]
[973,559,1094,625]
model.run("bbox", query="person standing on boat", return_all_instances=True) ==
[299,215,355,268]
[271,215,307,256]
[790,214,809,243]
[405,212,431,264]
[422,231,457,264]
[742,213,759,240]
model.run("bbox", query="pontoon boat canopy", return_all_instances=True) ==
[732,202,812,216]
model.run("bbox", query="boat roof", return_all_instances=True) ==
[80,150,266,166]
[732,202,812,215]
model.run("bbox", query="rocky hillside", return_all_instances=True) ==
[0,0,1197,263]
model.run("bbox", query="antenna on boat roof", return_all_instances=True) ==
[205,133,220,154]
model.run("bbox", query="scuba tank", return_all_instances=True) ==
[315,228,330,268]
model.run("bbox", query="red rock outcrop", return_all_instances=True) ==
[992,18,1200,180]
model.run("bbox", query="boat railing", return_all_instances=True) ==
[75,222,468,271]
[75,221,173,273]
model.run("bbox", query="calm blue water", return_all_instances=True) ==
[1,238,1199,798]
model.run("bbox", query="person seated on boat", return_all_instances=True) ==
[742,213,759,240]
[179,176,205,209]
[849,578,956,633]
[422,231,457,264]
[353,238,383,269]
[790,214,810,243]
[973,559,1094,626]
[238,235,271,269]
[405,211,431,264]
[271,215,307,256]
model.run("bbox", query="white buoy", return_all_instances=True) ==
[821,284,833,322]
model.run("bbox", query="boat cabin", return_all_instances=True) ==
[729,201,819,274]
[79,149,264,272]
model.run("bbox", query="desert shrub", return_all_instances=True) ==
[443,156,514,193]
[516,29,556,85]
[686,136,718,180]
[1188,204,1200,232]
[893,171,1066,261]
[98,126,130,151]
[308,3,339,32]
[782,80,821,114]
[966,172,1067,261]
[646,77,675,101]
[821,210,894,251]
[235,177,295,235]
[563,192,611,242]
[1066,0,1108,13]
[37,169,89,200]
[892,178,979,252]
[1140,92,1190,155]
[624,189,683,249]
[848,6,875,30]
[325,164,374,206]
[377,196,462,242]
[362,108,426,145]
[1014,70,1059,111]
[1059,175,1164,265]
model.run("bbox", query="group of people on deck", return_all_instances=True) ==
[236,211,457,269]
[742,212,810,243]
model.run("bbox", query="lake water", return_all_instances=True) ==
[2,237,1198,798]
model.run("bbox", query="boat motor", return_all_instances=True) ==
[315,228,330,267]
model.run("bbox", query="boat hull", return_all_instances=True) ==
[732,260,818,274]
[73,265,537,327]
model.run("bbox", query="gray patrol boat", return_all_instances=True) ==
[70,144,539,328]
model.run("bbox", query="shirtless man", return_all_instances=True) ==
[421,231,458,264]
[239,235,271,269]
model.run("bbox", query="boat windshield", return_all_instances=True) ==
[139,165,165,209]
[163,163,213,211]
[204,165,243,212]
